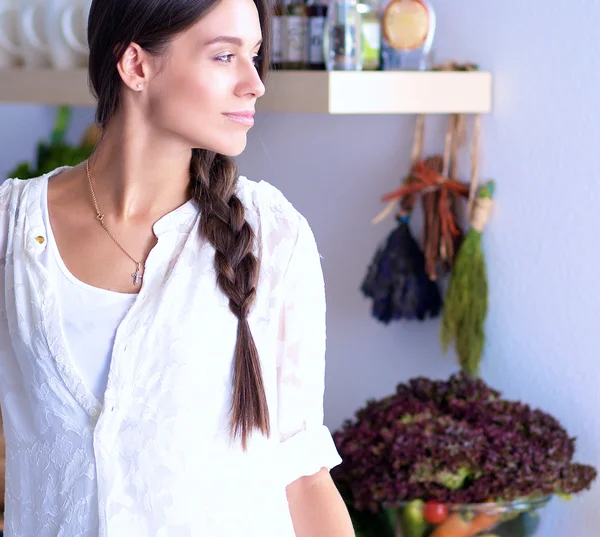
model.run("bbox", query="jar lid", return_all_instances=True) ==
[382,0,431,50]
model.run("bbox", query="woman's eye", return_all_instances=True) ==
[215,54,262,67]
[216,54,234,63]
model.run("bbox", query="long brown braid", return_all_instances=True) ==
[191,149,269,447]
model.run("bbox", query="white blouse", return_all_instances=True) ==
[0,167,342,537]
[41,177,138,402]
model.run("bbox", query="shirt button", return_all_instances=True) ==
[89,408,98,417]
[55,355,63,364]
[35,236,45,244]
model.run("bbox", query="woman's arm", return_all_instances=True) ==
[287,468,355,537]
[269,199,353,535]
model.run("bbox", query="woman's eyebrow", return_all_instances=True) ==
[203,36,263,48]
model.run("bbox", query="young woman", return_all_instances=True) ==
[0,0,354,535]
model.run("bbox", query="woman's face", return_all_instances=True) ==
[144,0,265,157]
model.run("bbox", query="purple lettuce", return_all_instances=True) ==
[332,373,597,511]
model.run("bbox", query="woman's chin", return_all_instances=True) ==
[198,135,248,157]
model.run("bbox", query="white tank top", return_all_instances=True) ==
[41,179,137,403]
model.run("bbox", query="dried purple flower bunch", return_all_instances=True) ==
[332,373,597,511]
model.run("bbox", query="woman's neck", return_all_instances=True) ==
[88,115,192,224]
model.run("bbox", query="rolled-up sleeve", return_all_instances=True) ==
[276,214,342,487]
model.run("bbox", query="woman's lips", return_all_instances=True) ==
[223,111,255,126]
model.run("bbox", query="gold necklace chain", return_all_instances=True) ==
[85,160,144,286]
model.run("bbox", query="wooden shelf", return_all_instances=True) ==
[263,70,492,114]
[0,68,492,114]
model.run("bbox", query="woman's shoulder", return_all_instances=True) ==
[236,175,307,241]
[1,167,61,207]
[0,177,26,209]
[0,176,35,258]
[0,177,33,227]
[1,169,58,221]
[0,169,61,254]
[236,176,317,275]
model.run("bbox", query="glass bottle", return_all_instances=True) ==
[306,0,328,70]
[283,0,309,69]
[358,0,381,70]
[323,0,362,71]
[272,0,285,69]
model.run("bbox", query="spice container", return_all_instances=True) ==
[380,0,435,70]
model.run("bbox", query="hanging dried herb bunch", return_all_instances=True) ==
[361,115,443,322]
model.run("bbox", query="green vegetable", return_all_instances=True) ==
[440,182,495,376]
[7,106,96,180]
[437,467,471,490]
[401,499,427,537]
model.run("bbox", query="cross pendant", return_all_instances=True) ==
[132,263,143,286]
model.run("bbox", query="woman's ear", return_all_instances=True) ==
[116,42,153,91]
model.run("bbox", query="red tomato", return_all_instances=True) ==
[423,501,449,524]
